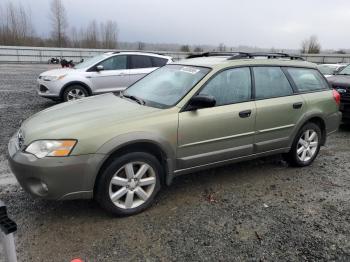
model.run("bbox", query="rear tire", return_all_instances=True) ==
[62,85,89,102]
[95,152,162,216]
[284,122,321,167]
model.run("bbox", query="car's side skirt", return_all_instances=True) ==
[173,147,290,176]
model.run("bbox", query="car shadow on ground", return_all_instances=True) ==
[5,154,286,220]
[339,123,350,132]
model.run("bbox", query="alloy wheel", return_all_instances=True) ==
[108,162,156,209]
[296,129,319,162]
[67,88,86,101]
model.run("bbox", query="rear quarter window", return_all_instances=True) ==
[287,68,329,92]
[152,57,168,67]
[130,55,153,69]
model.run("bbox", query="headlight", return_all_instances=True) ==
[25,140,77,158]
[42,74,66,81]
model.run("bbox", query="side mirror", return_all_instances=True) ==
[187,94,216,110]
[96,65,104,71]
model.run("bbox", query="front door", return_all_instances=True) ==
[88,55,129,93]
[177,67,256,170]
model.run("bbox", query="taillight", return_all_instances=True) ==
[332,89,341,106]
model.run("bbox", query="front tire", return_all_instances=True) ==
[95,152,162,216]
[63,85,89,102]
[284,122,322,167]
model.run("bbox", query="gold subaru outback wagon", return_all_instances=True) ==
[8,52,341,216]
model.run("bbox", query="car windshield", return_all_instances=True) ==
[123,64,211,108]
[74,54,108,69]
[318,65,337,75]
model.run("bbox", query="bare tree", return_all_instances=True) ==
[49,0,68,47]
[194,46,203,52]
[81,20,100,48]
[100,20,118,49]
[180,45,190,52]
[0,2,35,45]
[218,43,226,52]
[137,41,145,50]
[70,26,80,48]
[301,36,321,54]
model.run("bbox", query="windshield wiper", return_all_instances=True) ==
[121,93,145,105]
[337,73,350,76]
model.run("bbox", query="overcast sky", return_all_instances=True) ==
[9,0,350,49]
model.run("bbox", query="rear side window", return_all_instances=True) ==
[287,68,329,92]
[152,57,168,67]
[130,55,153,69]
[253,67,293,99]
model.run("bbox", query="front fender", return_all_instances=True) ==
[96,131,177,185]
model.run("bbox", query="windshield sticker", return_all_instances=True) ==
[180,67,200,74]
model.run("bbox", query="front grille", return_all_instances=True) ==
[39,85,48,92]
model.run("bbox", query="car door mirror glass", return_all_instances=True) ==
[188,95,216,110]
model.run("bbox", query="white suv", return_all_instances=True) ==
[37,52,173,101]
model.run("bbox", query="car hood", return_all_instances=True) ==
[39,68,83,77]
[327,75,350,86]
[21,93,162,145]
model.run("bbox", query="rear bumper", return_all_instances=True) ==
[8,137,105,200]
[325,111,342,135]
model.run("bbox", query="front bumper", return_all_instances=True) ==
[8,137,105,200]
[37,78,62,98]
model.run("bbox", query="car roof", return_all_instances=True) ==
[318,63,348,67]
[174,56,317,70]
[104,51,172,60]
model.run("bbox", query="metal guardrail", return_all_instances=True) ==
[0,45,189,63]
[1,45,350,64]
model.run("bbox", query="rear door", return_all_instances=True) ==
[177,67,256,169]
[128,55,167,85]
[253,66,306,153]
[88,55,129,93]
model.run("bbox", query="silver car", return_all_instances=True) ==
[37,52,173,101]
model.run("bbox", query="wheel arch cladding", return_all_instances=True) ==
[93,140,174,196]
[307,116,326,145]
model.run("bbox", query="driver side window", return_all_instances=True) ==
[199,67,252,106]
[98,55,127,70]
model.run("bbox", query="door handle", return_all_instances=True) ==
[293,102,303,109]
[239,110,252,118]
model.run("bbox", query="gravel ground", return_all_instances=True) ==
[1,64,350,261]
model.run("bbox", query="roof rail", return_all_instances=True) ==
[227,52,305,61]
[187,52,249,59]
[187,51,304,61]
[110,50,167,56]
